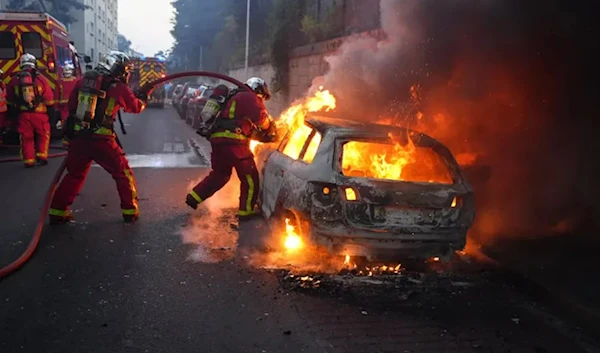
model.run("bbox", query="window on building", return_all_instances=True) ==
[0,31,16,59]
[22,32,43,58]
[91,48,94,60]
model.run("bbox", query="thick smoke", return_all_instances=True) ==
[179,174,240,263]
[311,0,600,243]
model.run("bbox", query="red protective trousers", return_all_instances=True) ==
[190,143,259,216]
[18,112,50,165]
[50,137,139,217]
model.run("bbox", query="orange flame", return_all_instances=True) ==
[250,88,336,154]
[283,218,303,252]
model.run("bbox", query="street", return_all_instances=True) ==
[0,107,596,353]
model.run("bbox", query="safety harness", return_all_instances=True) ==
[17,70,42,111]
[65,69,127,146]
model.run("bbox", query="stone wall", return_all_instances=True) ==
[228,28,385,116]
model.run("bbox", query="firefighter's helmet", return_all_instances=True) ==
[246,77,271,101]
[19,53,37,70]
[98,51,134,83]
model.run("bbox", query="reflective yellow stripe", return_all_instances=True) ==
[122,209,138,215]
[244,174,255,214]
[105,97,116,116]
[123,169,139,213]
[228,100,236,118]
[49,208,69,216]
[189,191,202,203]
[23,159,35,164]
[209,130,247,140]
[238,209,258,216]
[36,152,47,158]
[74,124,81,131]
[45,100,55,105]
[94,127,114,136]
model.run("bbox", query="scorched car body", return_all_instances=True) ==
[259,115,475,261]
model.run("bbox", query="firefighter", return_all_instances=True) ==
[48,51,148,225]
[186,77,277,220]
[6,53,56,167]
[0,69,7,145]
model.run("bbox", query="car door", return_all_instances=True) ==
[260,124,318,218]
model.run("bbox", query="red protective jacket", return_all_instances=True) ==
[209,90,271,144]
[6,70,55,113]
[0,81,7,113]
[68,76,146,137]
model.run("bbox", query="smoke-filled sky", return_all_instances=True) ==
[118,0,174,55]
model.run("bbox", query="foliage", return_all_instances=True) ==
[117,34,132,53]
[6,0,89,25]
[300,11,335,43]
[267,0,307,93]
[169,0,275,74]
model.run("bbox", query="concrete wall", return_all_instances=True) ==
[228,28,385,116]
[228,63,287,117]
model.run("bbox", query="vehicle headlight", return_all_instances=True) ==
[343,187,359,201]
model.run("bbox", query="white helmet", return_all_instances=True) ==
[20,53,37,69]
[246,77,271,101]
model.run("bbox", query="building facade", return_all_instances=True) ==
[0,0,118,67]
[68,0,118,67]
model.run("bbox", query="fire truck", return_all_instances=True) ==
[129,56,166,108]
[0,11,91,140]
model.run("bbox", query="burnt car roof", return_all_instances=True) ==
[305,114,438,147]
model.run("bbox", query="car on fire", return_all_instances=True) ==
[258,115,475,261]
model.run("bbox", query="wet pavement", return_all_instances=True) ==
[0,107,598,353]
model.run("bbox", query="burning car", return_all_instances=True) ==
[258,114,475,261]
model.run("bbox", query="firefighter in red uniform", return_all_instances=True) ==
[49,51,147,225]
[0,69,7,145]
[6,53,56,167]
[186,77,277,219]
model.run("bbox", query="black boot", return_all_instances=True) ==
[37,158,48,166]
[185,194,199,210]
[123,214,139,223]
[49,213,74,225]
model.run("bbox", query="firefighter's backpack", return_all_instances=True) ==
[17,70,39,109]
[75,70,107,129]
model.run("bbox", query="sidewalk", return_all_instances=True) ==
[481,233,600,338]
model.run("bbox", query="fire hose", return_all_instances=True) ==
[0,71,248,280]
[0,145,69,163]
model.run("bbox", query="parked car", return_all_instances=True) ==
[170,84,183,100]
[258,114,476,262]
[171,84,184,106]
[173,82,200,114]
[179,86,202,119]
[187,87,214,127]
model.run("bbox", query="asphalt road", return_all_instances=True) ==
[0,107,597,353]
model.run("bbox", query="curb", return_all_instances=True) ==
[187,138,210,166]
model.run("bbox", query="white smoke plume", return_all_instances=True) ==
[178,172,240,263]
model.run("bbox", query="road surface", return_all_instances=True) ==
[0,107,597,353]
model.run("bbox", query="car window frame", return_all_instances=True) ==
[278,121,321,164]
